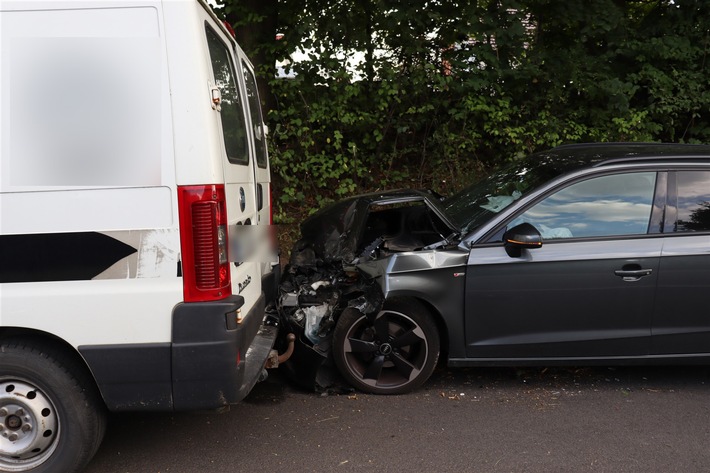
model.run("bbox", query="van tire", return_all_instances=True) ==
[0,340,107,473]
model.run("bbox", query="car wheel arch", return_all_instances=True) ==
[381,294,450,362]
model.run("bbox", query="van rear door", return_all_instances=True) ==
[237,48,277,288]
[239,52,271,227]
[202,20,262,308]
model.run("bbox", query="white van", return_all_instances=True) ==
[0,1,279,471]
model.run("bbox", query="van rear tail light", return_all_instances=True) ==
[178,185,231,302]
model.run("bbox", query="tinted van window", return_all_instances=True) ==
[242,62,268,168]
[205,27,248,165]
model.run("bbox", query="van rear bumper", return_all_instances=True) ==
[171,293,276,409]
[80,294,277,411]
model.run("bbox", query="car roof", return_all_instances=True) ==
[537,142,710,174]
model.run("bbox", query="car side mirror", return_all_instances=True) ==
[503,222,542,257]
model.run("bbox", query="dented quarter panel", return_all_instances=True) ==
[357,249,469,359]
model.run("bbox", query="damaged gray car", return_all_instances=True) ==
[277,142,710,394]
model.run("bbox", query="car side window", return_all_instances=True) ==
[675,171,710,232]
[512,172,657,240]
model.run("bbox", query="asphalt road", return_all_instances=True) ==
[85,364,710,472]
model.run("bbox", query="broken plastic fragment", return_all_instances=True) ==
[280,292,299,307]
[311,280,330,290]
[304,305,331,344]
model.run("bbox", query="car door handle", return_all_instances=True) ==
[614,268,653,281]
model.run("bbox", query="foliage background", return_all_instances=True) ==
[215,0,710,230]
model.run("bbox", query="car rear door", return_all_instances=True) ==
[465,170,662,359]
[652,169,710,354]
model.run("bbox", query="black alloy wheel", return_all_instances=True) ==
[333,299,440,394]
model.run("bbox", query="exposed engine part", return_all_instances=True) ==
[280,292,299,307]
[276,189,460,393]
[277,254,385,392]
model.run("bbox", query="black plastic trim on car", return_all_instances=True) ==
[665,171,679,232]
[448,353,710,367]
[649,171,667,234]
[593,155,710,167]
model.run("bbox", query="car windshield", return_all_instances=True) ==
[443,155,564,234]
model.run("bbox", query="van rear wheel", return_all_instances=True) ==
[0,341,106,473]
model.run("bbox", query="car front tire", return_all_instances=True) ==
[333,298,440,394]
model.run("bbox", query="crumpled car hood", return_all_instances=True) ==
[297,189,460,264]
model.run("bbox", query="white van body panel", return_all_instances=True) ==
[0,187,175,234]
[0,278,180,345]
[162,0,226,186]
[0,4,278,470]
[0,2,184,348]
[1,4,169,190]
[0,0,276,409]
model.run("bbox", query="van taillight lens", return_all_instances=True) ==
[178,185,231,302]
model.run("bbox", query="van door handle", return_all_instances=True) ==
[614,268,653,281]
[257,183,264,211]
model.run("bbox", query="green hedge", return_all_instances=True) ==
[221,0,710,224]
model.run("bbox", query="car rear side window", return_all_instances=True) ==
[675,171,710,232]
[514,172,657,239]
[205,26,248,165]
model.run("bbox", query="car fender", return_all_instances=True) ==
[356,249,469,359]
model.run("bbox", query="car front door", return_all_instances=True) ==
[465,171,662,360]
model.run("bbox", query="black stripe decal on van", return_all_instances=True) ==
[0,232,137,283]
